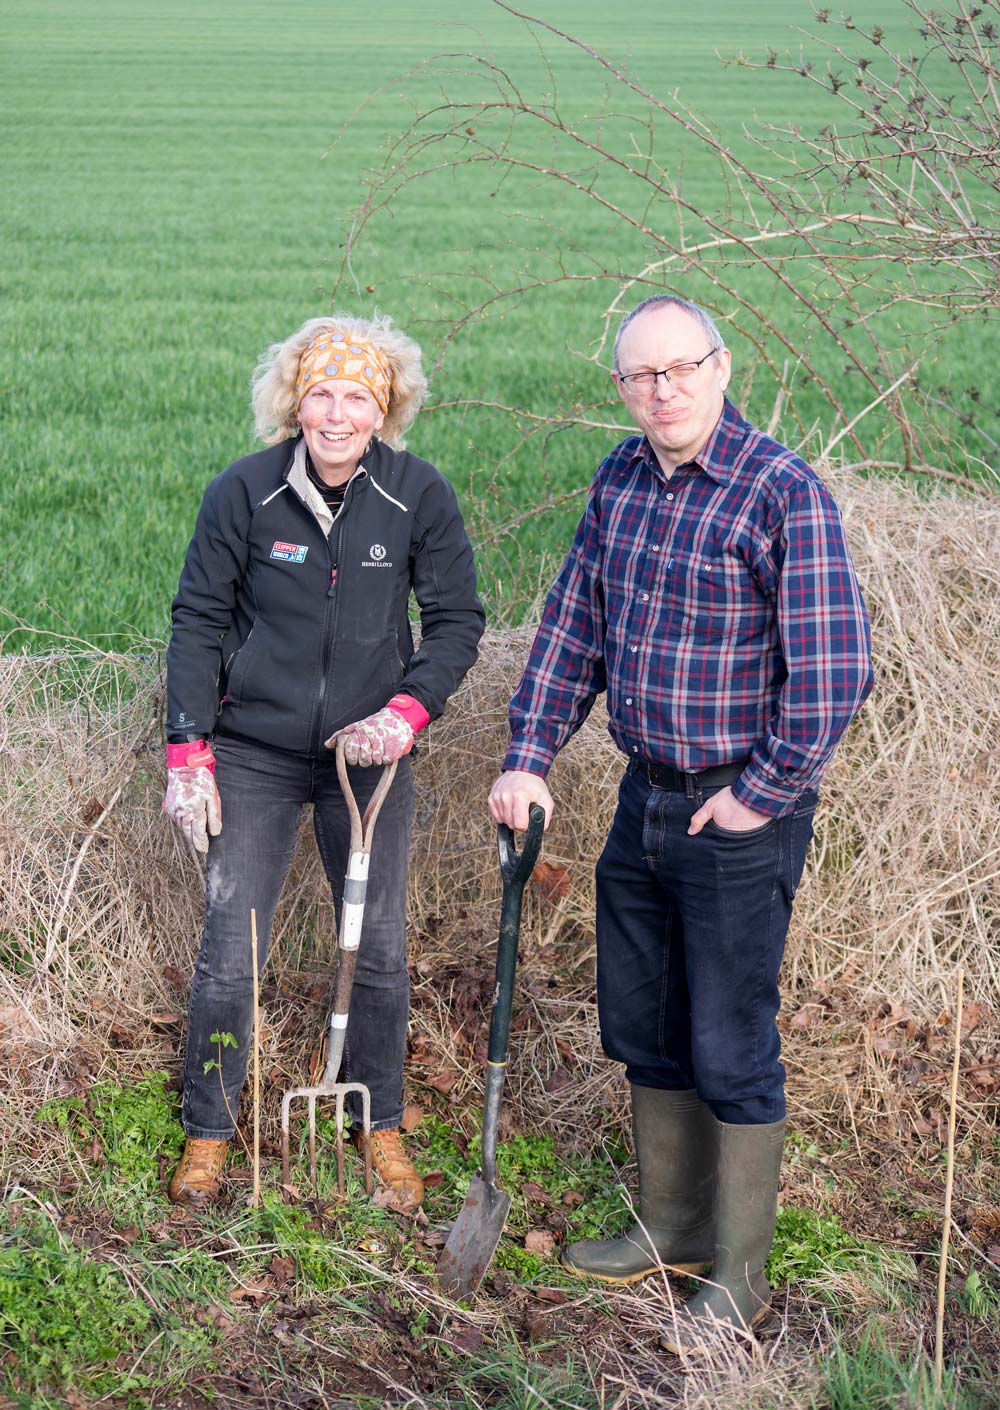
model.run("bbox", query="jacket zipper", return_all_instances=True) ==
[309,530,342,752]
[307,490,353,753]
[285,455,365,753]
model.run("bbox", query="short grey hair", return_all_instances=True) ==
[613,295,726,373]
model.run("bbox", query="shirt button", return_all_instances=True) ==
[640,593,649,601]
[666,493,674,502]
[625,697,633,705]
[651,544,660,552]
[630,645,638,653]
[632,746,639,753]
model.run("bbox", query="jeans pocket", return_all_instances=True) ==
[705,816,776,839]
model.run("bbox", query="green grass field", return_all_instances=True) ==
[2,0,994,644]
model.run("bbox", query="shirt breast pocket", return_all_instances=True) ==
[666,550,752,642]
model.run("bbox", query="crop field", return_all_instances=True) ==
[3,0,994,645]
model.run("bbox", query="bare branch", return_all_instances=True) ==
[333,0,997,505]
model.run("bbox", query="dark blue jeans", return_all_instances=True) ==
[181,733,414,1139]
[595,764,817,1125]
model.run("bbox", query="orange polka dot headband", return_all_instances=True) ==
[294,333,392,413]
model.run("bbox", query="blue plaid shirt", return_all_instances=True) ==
[503,399,874,817]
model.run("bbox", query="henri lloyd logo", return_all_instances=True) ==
[362,543,392,568]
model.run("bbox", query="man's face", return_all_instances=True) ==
[613,305,731,473]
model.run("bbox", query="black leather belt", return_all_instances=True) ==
[633,758,748,793]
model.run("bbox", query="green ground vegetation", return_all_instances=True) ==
[3,0,994,646]
[0,1204,217,1403]
[819,1319,986,1410]
[12,1071,992,1406]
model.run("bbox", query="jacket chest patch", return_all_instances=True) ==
[362,543,393,568]
[270,541,308,564]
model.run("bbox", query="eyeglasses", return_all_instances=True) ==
[617,348,720,394]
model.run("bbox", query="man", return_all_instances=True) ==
[488,295,873,1349]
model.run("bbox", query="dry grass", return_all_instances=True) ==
[1,464,998,1202]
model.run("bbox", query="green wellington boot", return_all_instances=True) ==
[562,1086,717,1284]
[662,1117,785,1354]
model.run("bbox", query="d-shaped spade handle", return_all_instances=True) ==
[497,803,546,890]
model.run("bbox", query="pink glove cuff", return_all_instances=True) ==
[166,740,217,772]
[386,693,430,733]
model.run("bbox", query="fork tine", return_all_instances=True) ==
[281,1093,292,1188]
[308,1095,318,1196]
[360,1087,373,1196]
[279,1081,372,1200]
[335,1092,346,1197]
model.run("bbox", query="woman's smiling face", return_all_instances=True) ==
[298,379,385,483]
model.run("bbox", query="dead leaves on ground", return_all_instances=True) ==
[443,1326,485,1354]
[867,997,999,1102]
[407,959,585,1106]
[400,1102,425,1132]
[371,1185,423,1215]
[531,860,570,905]
[523,1228,557,1257]
[784,976,998,1147]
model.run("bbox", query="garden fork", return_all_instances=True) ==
[280,738,397,1198]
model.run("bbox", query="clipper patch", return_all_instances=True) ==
[270,541,308,563]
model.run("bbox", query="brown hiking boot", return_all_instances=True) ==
[168,1138,228,1204]
[363,1128,424,1205]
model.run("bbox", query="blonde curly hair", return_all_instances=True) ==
[251,311,428,449]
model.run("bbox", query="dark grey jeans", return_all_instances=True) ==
[181,733,414,1139]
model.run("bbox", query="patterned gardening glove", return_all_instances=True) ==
[327,693,429,767]
[163,740,222,854]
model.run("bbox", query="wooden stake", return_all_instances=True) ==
[251,908,261,1209]
[934,967,963,1395]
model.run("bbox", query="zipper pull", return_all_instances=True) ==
[328,565,338,598]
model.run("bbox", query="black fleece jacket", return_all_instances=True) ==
[165,436,485,754]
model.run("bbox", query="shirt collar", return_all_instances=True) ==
[633,397,751,486]
[287,437,368,535]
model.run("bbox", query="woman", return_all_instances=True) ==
[162,313,484,1205]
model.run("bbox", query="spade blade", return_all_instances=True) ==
[437,1174,513,1300]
